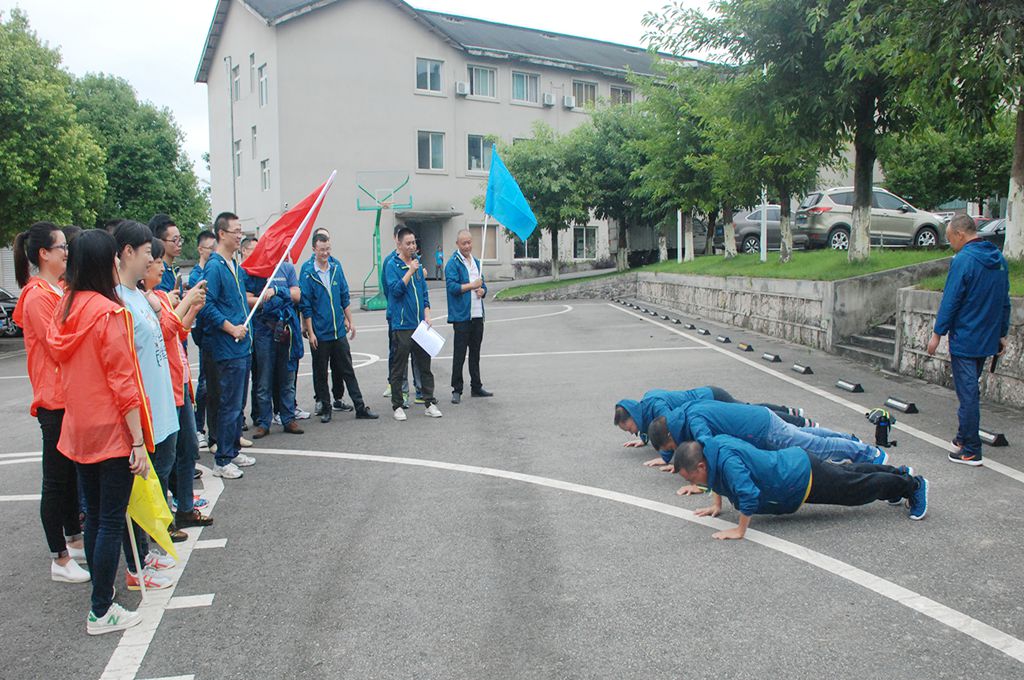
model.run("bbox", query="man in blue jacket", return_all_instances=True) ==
[445,229,492,404]
[383,227,441,421]
[190,229,217,449]
[671,436,929,540]
[299,233,378,423]
[927,214,1012,466]
[646,401,887,467]
[149,213,184,296]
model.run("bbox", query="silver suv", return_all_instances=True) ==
[795,187,946,250]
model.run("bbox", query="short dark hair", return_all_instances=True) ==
[214,212,239,236]
[613,405,633,426]
[62,230,120,322]
[149,236,165,261]
[393,224,405,237]
[105,219,126,234]
[313,232,330,247]
[395,227,415,243]
[241,236,258,250]
[61,225,83,245]
[114,220,154,255]
[197,230,216,245]
[148,213,176,240]
[647,416,672,452]
[671,440,706,474]
[948,214,976,234]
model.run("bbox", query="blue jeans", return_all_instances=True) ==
[951,355,984,456]
[194,353,207,434]
[254,332,296,428]
[152,432,179,511]
[174,391,199,513]
[216,355,251,467]
[77,457,134,617]
[763,411,877,464]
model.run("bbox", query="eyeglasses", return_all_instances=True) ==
[224,229,243,236]
[48,244,69,251]
[162,236,183,245]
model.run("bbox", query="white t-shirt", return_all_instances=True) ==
[461,253,483,319]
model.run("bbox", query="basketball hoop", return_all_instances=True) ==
[380,201,393,210]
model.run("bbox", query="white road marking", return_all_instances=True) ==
[137,676,194,680]
[193,538,227,550]
[610,304,1024,486]
[249,446,1024,665]
[433,346,712,361]
[165,594,215,610]
[0,457,40,466]
[0,451,42,458]
[0,494,40,502]
[356,304,574,331]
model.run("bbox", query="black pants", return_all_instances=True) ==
[389,330,435,409]
[709,385,806,427]
[38,408,81,555]
[805,453,915,506]
[202,347,221,444]
[313,337,365,411]
[451,318,484,394]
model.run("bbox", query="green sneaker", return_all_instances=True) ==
[87,603,141,635]
[382,385,391,397]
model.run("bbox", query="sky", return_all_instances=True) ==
[2,0,710,184]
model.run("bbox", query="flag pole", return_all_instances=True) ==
[126,511,148,600]
[480,214,490,268]
[240,170,336,331]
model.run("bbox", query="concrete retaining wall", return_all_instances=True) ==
[894,287,1024,409]
[499,273,638,302]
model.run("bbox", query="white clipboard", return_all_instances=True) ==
[411,320,445,357]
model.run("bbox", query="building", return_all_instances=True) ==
[196,0,698,290]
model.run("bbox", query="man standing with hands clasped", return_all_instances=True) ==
[383,227,441,421]
[926,214,1011,467]
[446,229,492,404]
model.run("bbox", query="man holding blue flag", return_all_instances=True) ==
[446,229,490,404]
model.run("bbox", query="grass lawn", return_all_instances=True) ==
[495,249,952,300]
[917,258,1024,297]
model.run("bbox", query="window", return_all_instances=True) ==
[232,140,241,178]
[610,86,632,105]
[417,131,445,170]
[231,65,240,101]
[830,191,855,206]
[250,126,257,160]
[572,80,597,107]
[260,159,270,191]
[258,64,268,107]
[468,66,496,97]
[573,226,597,259]
[874,191,907,210]
[512,71,539,103]
[416,58,442,92]
[249,53,256,92]
[469,223,497,260]
[467,135,492,172]
[512,137,530,146]
[749,207,780,221]
[514,233,540,259]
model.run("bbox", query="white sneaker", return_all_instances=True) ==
[145,551,176,570]
[210,443,217,454]
[232,453,256,467]
[294,408,311,420]
[239,437,253,448]
[424,404,443,418]
[272,413,282,426]
[87,603,141,635]
[67,544,86,562]
[393,407,407,421]
[196,432,208,449]
[383,385,392,397]
[51,558,90,583]
[213,462,243,479]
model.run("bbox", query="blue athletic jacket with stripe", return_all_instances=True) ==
[661,401,775,463]
[703,435,811,516]
[298,256,351,342]
[383,254,430,331]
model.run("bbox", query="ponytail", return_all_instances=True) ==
[13,222,59,288]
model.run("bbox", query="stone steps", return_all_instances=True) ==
[833,342,895,370]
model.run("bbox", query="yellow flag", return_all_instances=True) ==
[126,454,178,560]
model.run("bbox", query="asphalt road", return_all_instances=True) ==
[1,299,1022,680]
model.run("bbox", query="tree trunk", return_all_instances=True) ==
[723,204,737,259]
[658,232,668,262]
[550,228,560,281]
[705,208,718,256]
[778,186,793,264]
[616,219,630,272]
[683,212,695,263]
[849,91,877,263]
[1005,101,1024,261]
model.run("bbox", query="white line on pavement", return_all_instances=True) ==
[193,538,227,550]
[0,494,40,502]
[249,447,1024,666]
[165,594,215,610]
[136,676,194,680]
[356,304,574,331]
[0,451,42,458]
[0,457,40,466]
[433,346,712,361]
[609,304,1024,486]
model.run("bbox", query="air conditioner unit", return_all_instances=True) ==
[455,81,469,96]
[563,95,577,109]
[542,92,555,106]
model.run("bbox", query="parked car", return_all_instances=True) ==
[794,187,947,250]
[712,205,810,254]
[977,218,1006,251]
[0,287,21,337]
[628,217,709,266]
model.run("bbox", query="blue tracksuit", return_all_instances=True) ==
[298,256,351,342]
[156,260,181,295]
[445,253,488,323]
[383,254,430,330]
[703,435,812,516]
[934,239,1011,357]
[197,252,252,361]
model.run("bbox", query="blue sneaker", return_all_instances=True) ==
[872,447,889,466]
[908,476,929,520]
[887,466,915,505]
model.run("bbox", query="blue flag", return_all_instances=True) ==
[484,145,538,240]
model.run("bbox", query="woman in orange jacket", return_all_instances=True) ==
[12,222,90,584]
[47,229,153,636]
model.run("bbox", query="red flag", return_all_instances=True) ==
[241,181,328,278]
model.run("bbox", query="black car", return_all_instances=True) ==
[0,287,22,337]
[977,219,1006,251]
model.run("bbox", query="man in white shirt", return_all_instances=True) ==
[444,229,492,404]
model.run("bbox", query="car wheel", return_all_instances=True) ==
[914,226,938,248]
[828,227,850,250]
[741,235,760,254]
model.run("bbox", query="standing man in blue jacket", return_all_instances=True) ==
[190,230,217,450]
[383,227,441,421]
[927,214,1012,467]
[149,213,183,296]
[671,436,929,540]
[446,229,492,404]
[299,233,378,423]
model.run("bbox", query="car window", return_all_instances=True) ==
[747,209,762,222]
[798,193,821,210]
[979,219,1004,233]
[873,191,906,210]
[766,207,781,221]
[830,191,854,206]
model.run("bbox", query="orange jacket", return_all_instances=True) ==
[47,291,155,464]
[12,277,65,416]
[153,289,191,407]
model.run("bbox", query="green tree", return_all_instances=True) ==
[498,123,589,280]
[69,73,209,240]
[0,10,105,243]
